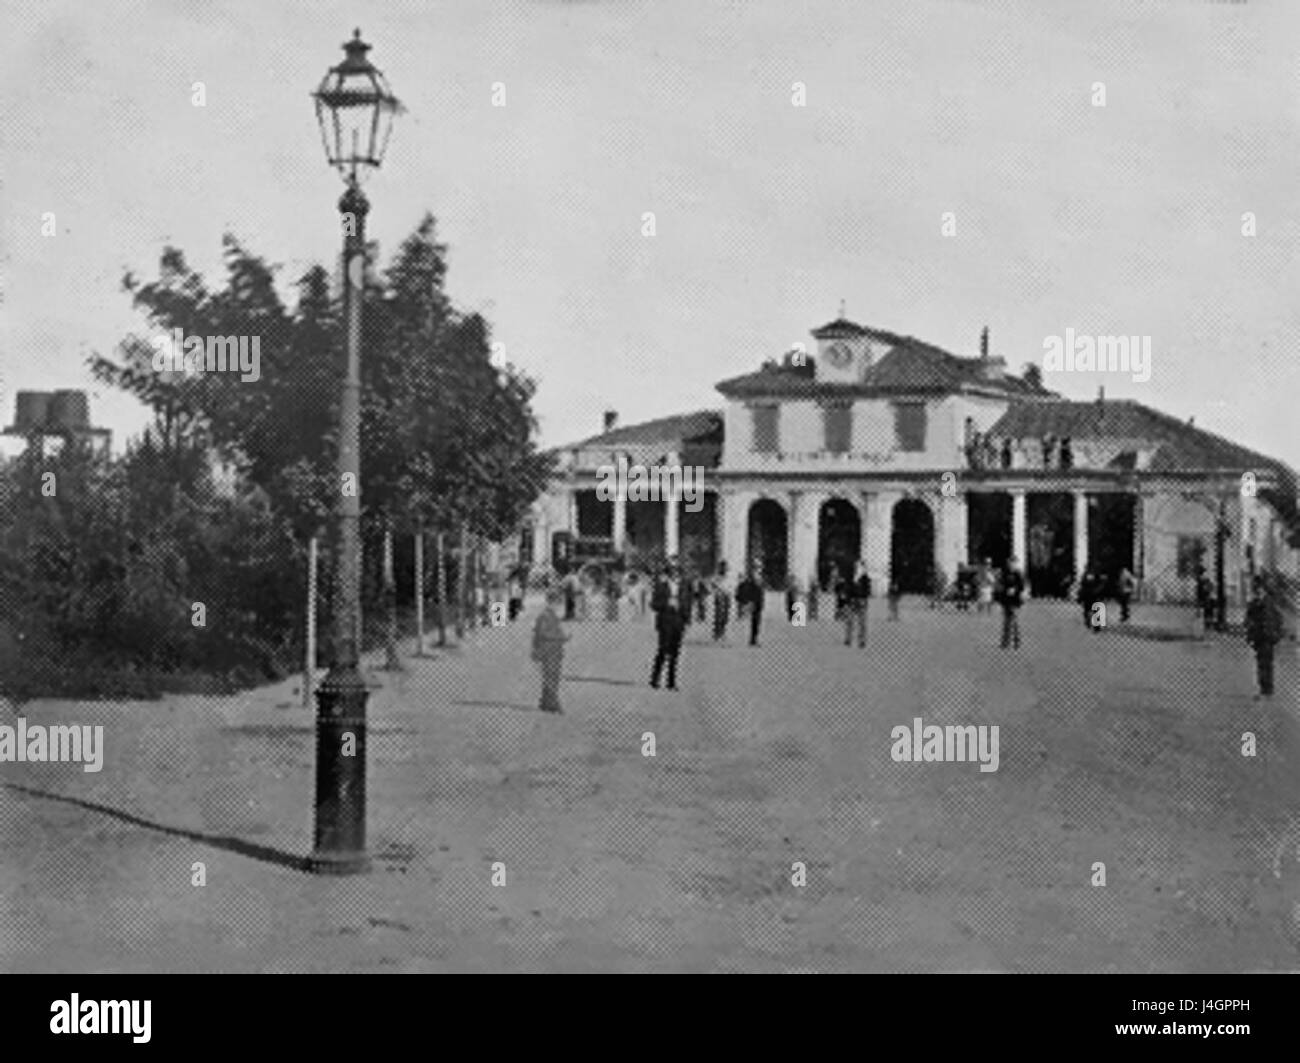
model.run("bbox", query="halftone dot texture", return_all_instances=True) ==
[4,0,1300,977]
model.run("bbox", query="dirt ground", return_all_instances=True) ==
[2,596,1298,972]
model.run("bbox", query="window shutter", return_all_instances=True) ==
[752,405,779,452]
[894,403,927,452]
[823,404,852,453]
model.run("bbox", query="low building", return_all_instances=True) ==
[523,315,1298,605]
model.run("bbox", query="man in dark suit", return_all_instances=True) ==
[650,558,692,690]
[997,556,1026,650]
[1244,576,1283,699]
[735,563,765,647]
[1078,568,1102,632]
[838,561,871,647]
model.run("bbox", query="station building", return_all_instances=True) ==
[524,316,1298,604]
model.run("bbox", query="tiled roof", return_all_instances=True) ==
[991,400,1294,477]
[716,335,1051,399]
[810,317,873,339]
[562,409,723,451]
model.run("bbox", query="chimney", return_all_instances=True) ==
[980,326,989,360]
[603,409,618,434]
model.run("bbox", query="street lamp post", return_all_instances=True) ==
[309,28,401,875]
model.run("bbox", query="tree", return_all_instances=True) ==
[88,215,554,680]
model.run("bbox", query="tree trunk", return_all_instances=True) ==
[414,521,426,656]
[436,531,448,647]
[303,534,318,707]
[456,521,468,639]
[383,519,402,669]
[471,535,480,627]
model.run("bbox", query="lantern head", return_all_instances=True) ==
[313,29,402,184]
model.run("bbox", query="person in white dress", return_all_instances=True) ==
[977,558,995,614]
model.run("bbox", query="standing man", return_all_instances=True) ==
[841,561,871,648]
[1079,567,1102,632]
[736,563,765,647]
[604,568,621,621]
[997,555,1026,650]
[887,572,902,622]
[785,573,802,623]
[531,586,570,713]
[650,558,691,690]
[1244,576,1282,700]
[711,561,733,642]
[694,573,709,624]
[507,570,525,622]
[1196,568,1215,628]
[1117,567,1136,624]
[562,570,577,621]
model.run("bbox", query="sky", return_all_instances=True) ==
[2,0,1298,468]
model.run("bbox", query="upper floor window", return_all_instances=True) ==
[823,403,852,453]
[893,402,927,452]
[751,404,779,453]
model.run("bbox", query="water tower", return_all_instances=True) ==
[3,389,112,457]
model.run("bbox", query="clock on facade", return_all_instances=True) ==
[827,342,852,368]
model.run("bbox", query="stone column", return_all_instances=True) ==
[568,485,579,535]
[1011,489,1027,569]
[938,491,968,582]
[713,491,726,574]
[725,490,753,576]
[789,490,819,587]
[665,494,680,559]
[662,452,681,559]
[612,472,627,553]
[1133,493,1147,593]
[1239,491,1254,583]
[534,509,549,566]
[1073,491,1089,577]
[862,491,896,590]
[785,490,798,571]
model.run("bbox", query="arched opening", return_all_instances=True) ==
[574,489,612,539]
[817,497,862,590]
[1088,493,1136,595]
[1027,492,1075,598]
[890,498,935,594]
[966,492,1012,569]
[680,492,718,577]
[624,498,665,566]
[746,498,788,589]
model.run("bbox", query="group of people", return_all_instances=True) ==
[647,558,912,688]
[1077,566,1137,629]
[529,558,765,707]
[932,557,1027,646]
[947,559,999,613]
[531,554,1290,712]
[536,555,929,707]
